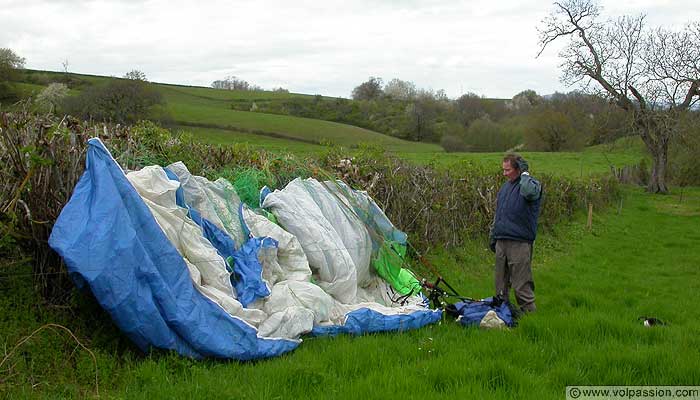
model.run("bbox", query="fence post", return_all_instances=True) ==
[617,197,623,215]
[587,203,593,230]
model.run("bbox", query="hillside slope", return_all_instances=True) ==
[18,70,442,153]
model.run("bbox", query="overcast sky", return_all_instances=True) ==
[2,0,698,99]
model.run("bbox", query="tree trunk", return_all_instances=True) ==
[636,112,672,194]
[647,141,669,194]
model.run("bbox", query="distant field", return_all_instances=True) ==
[161,86,442,153]
[400,137,647,177]
[401,150,641,177]
[13,82,45,97]
[18,70,439,153]
[158,84,314,101]
[174,125,326,154]
[175,124,645,178]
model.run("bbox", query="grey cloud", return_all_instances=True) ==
[2,0,696,99]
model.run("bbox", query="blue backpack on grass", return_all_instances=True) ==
[447,297,515,327]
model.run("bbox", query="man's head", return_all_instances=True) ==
[502,153,522,182]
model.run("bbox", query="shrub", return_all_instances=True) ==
[440,135,469,152]
[36,83,69,112]
[668,112,700,186]
[460,118,520,152]
[61,78,164,124]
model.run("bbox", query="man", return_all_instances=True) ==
[489,153,542,313]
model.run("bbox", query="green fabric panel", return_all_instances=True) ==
[232,168,273,208]
[372,241,421,295]
[262,209,278,225]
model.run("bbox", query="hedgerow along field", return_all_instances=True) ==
[3,185,698,399]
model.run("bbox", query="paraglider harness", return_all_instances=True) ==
[410,250,474,307]
[412,251,517,326]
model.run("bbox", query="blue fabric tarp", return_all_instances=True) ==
[229,237,275,307]
[451,298,514,327]
[48,138,298,360]
[311,308,442,337]
[163,167,271,307]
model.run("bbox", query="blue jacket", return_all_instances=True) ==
[491,173,542,243]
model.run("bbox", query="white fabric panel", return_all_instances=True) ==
[263,280,334,324]
[257,307,315,339]
[126,166,266,327]
[166,162,247,248]
[303,179,373,287]
[242,208,312,284]
[262,178,359,303]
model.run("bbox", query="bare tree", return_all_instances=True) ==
[405,91,440,141]
[124,70,147,81]
[537,0,699,193]
[455,92,489,127]
[0,48,25,101]
[211,76,263,91]
[510,89,544,112]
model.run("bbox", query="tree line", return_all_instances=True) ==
[241,77,630,153]
[211,75,288,93]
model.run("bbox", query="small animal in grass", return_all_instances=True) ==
[638,316,666,327]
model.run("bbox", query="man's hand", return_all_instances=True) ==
[516,158,529,174]
[489,237,496,253]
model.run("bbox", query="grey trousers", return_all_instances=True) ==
[495,239,536,312]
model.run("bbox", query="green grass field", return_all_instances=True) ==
[17,70,441,153]
[174,125,327,154]
[160,85,441,153]
[400,136,647,177]
[2,186,698,399]
[151,83,646,174]
[158,84,315,101]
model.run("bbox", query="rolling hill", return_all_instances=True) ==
[14,69,642,176]
[18,69,443,154]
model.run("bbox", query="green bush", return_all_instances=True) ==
[61,78,165,124]
[460,118,521,152]
[668,112,700,186]
[440,135,469,152]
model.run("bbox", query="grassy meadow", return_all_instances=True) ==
[160,85,441,152]
[154,81,645,174]
[2,186,699,399]
[403,146,646,178]
[18,70,441,153]
[174,125,328,154]
[5,70,693,399]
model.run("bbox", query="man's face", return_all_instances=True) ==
[502,161,519,182]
